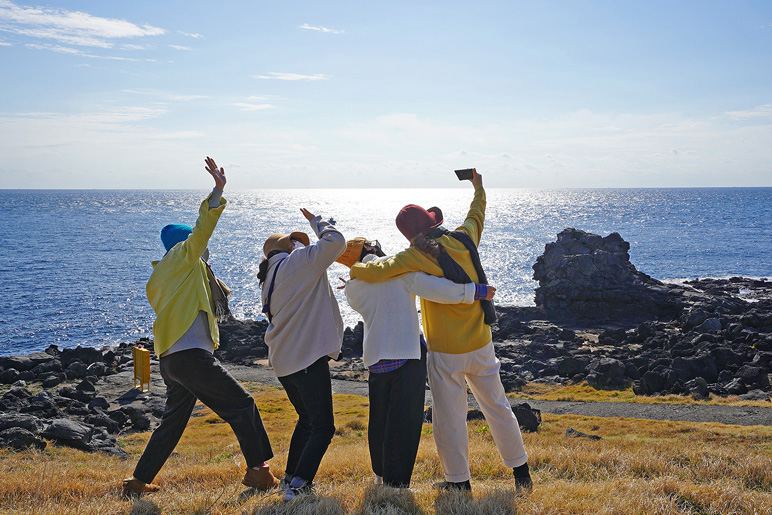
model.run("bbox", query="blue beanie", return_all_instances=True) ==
[161,223,193,252]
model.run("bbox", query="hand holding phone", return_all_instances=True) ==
[454,168,475,181]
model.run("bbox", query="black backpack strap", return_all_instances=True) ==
[262,257,286,323]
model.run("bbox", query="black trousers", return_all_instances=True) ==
[368,346,427,488]
[277,356,336,482]
[132,349,273,483]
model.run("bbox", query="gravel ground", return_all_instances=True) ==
[97,360,772,429]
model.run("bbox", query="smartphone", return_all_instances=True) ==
[454,168,474,181]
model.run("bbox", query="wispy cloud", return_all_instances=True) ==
[121,43,147,50]
[0,0,164,48]
[725,104,772,120]
[252,72,329,81]
[0,39,12,46]
[25,42,151,61]
[168,44,191,51]
[122,89,208,102]
[300,23,343,34]
[232,102,276,111]
[177,30,203,38]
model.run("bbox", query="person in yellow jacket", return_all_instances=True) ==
[122,157,279,497]
[349,169,531,492]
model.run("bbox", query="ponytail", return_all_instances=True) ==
[257,250,288,286]
[410,234,442,259]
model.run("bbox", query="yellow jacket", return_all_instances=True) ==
[349,185,489,354]
[146,195,227,356]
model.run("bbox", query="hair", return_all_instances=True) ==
[257,250,288,286]
[410,234,442,259]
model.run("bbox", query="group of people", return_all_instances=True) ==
[121,157,532,501]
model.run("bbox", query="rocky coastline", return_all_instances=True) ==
[2,228,770,455]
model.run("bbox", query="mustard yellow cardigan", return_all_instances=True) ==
[349,185,489,354]
[146,195,226,356]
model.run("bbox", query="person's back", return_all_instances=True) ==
[260,216,346,377]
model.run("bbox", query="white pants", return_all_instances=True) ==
[427,342,528,482]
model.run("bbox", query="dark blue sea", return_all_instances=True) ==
[2,188,770,356]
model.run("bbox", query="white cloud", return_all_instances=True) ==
[122,89,208,102]
[252,72,329,81]
[168,44,191,51]
[724,104,772,120]
[300,23,343,34]
[0,0,164,48]
[0,39,11,45]
[25,42,147,61]
[121,43,147,50]
[177,30,203,38]
[231,102,276,111]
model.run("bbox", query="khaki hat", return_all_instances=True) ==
[263,231,310,256]
[335,237,367,268]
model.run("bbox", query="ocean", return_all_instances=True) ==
[2,187,770,357]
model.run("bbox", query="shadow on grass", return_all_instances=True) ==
[434,487,520,515]
[354,484,424,514]
[129,498,162,515]
[249,491,345,515]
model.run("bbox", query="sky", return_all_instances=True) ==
[1,0,771,189]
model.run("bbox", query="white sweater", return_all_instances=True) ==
[344,255,476,367]
[261,216,346,377]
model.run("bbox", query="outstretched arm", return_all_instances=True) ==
[178,157,228,263]
[205,157,226,209]
[300,207,346,270]
[457,168,486,245]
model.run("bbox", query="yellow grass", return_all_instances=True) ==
[1,383,772,514]
[510,382,772,407]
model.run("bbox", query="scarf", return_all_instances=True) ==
[204,261,232,322]
[426,227,497,325]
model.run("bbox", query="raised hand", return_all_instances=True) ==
[205,156,226,189]
[336,277,347,290]
[471,168,483,188]
[300,208,316,221]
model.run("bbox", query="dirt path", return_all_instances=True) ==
[97,362,772,428]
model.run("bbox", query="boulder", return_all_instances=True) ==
[0,427,46,450]
[566,427,602,440]
[513,403,541,432]
[585,358,626,387]
[40,419,93,449]
[557,357,590,378]
[0,413,42,433]
[694,318,722,333]
[59,347,104,367]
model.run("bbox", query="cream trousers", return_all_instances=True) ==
[427,342,528,482]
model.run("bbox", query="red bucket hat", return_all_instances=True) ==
[396,204,444,241]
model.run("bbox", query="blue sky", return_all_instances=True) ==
[1,0,771,188]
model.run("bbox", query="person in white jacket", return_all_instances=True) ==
[337,238,495,489]
[257,208,346,501]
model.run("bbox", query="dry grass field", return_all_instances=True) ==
[510,383,772,407]
[2,383,772,514]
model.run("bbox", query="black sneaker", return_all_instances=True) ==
[435,480,472,491]
[283,480,315,501]
[513,463,533,492]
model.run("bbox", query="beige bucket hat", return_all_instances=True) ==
[262,231,310,256]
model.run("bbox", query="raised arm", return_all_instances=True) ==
[300,208,346,271]
[178,157,228,263]
[456,168,486,246]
